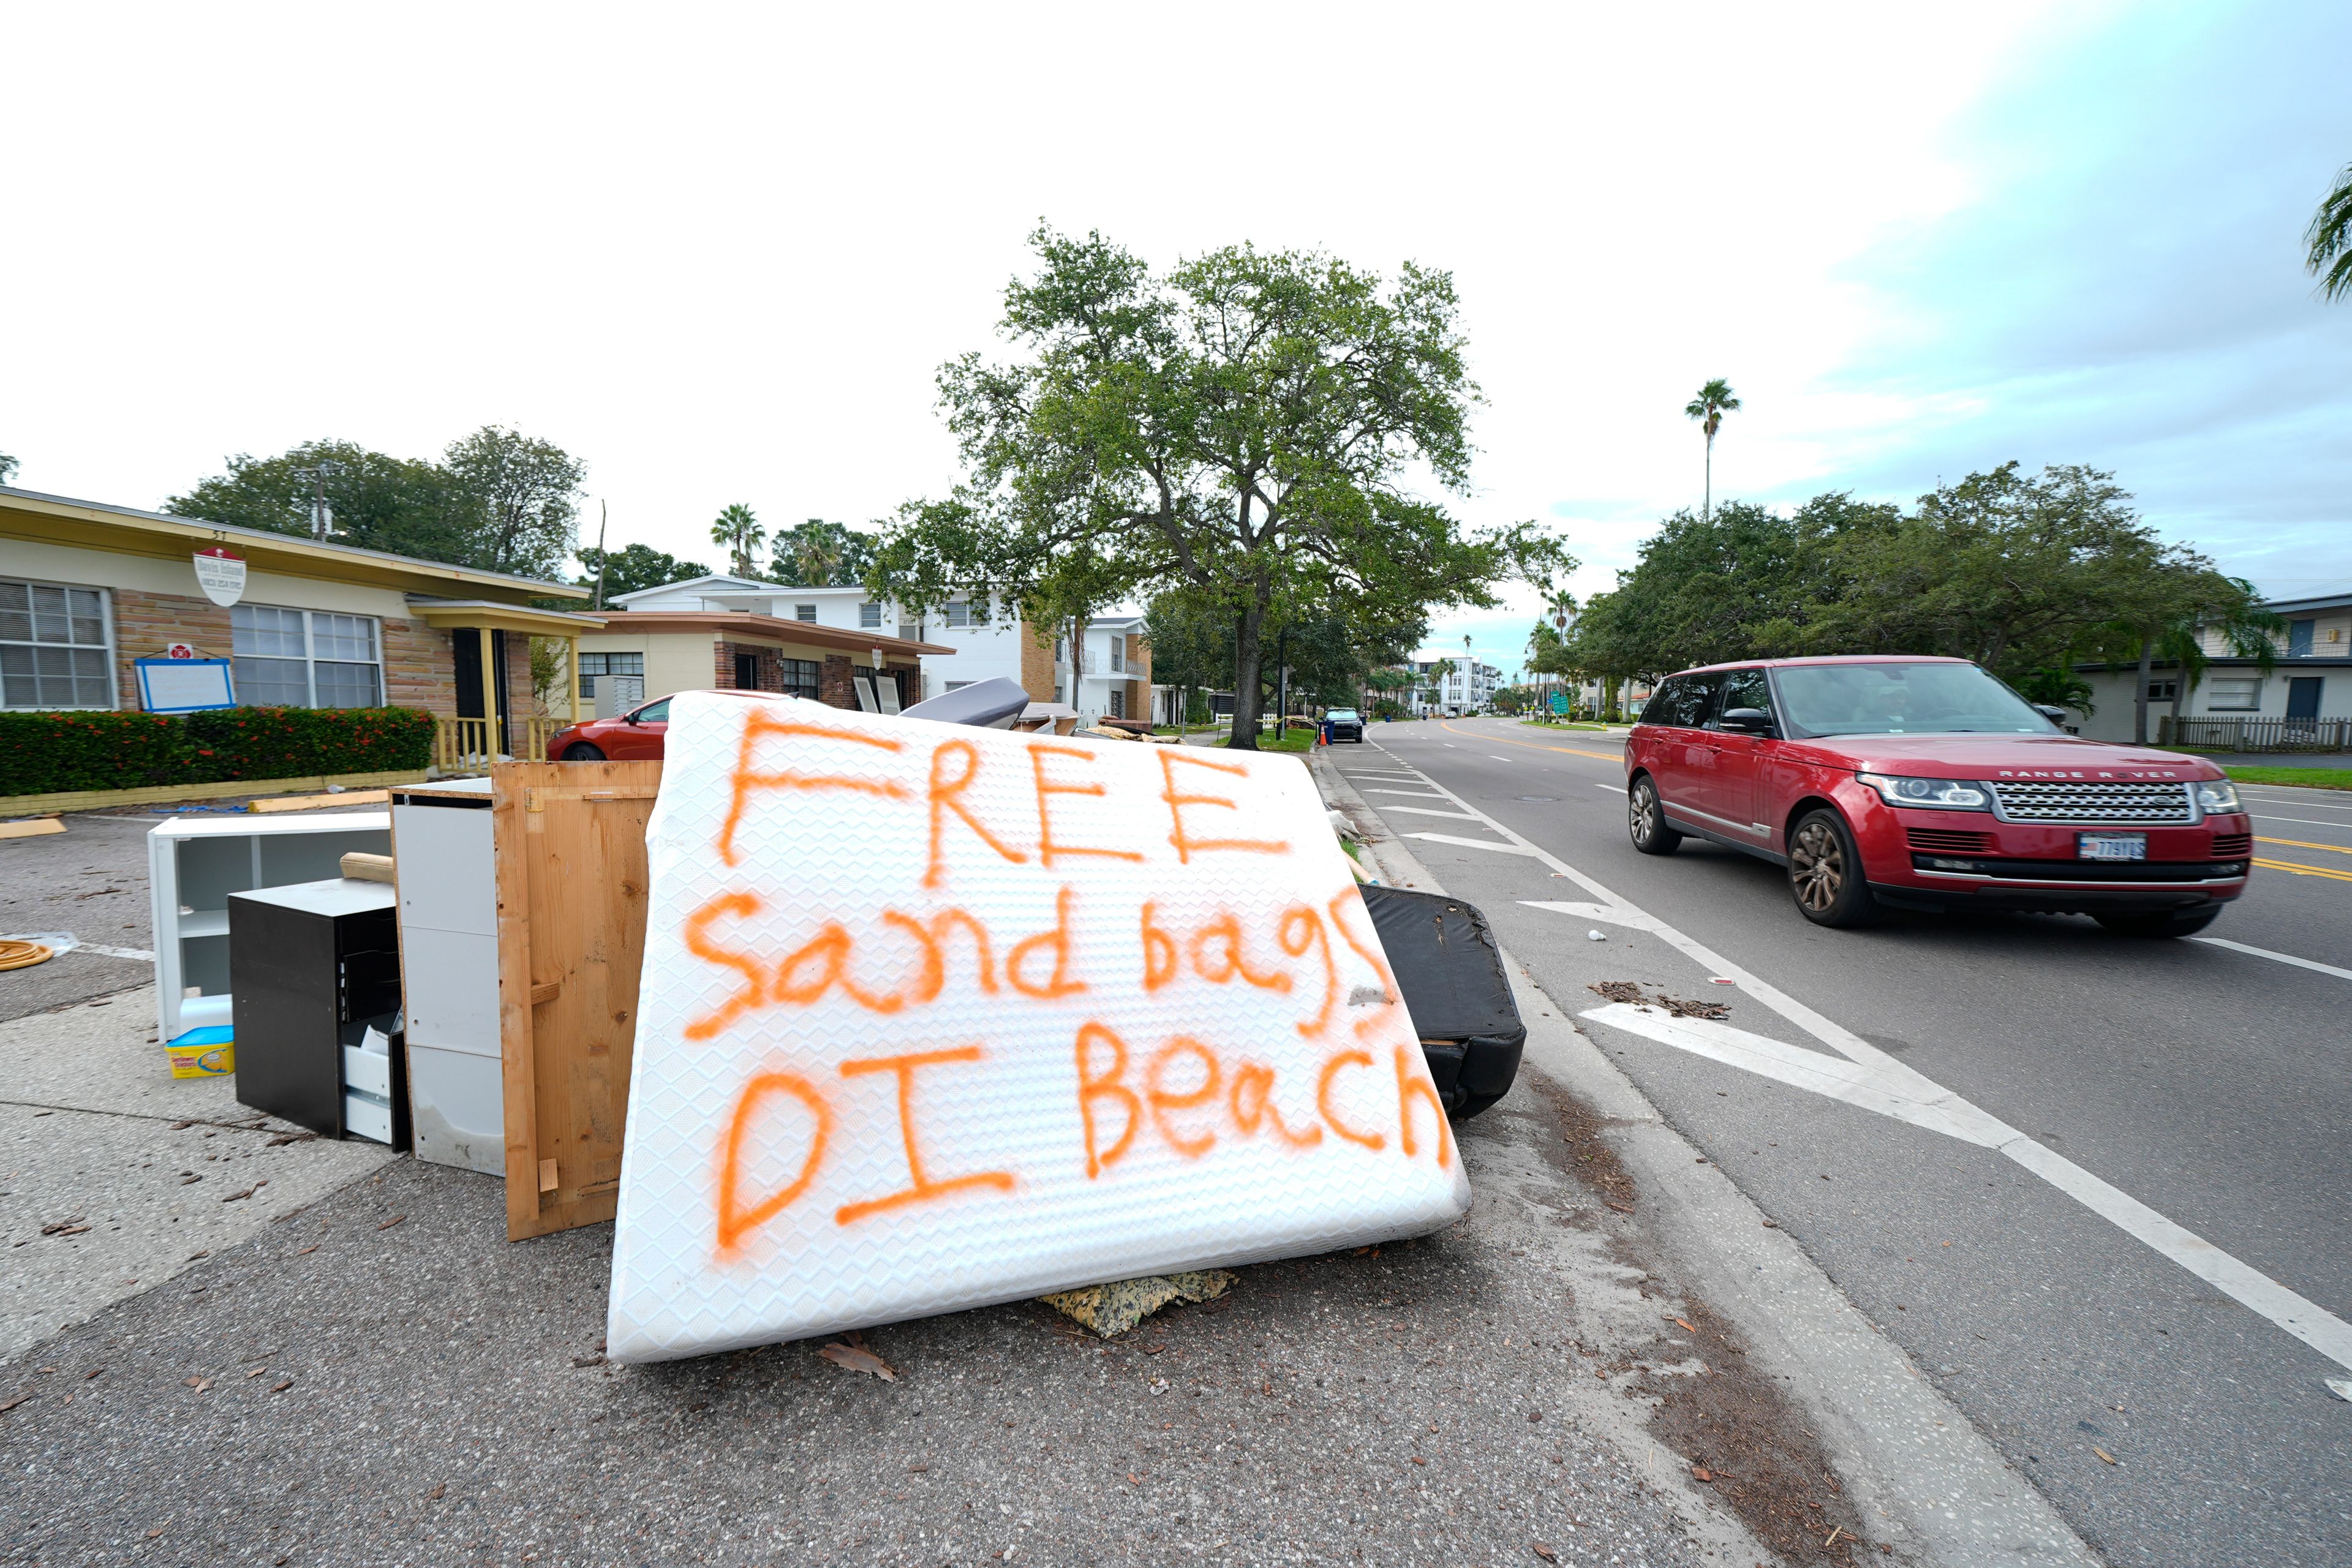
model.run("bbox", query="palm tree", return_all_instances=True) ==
[709,503,764,578]
[1683,379,1741,522]
[2309,160,2352,301]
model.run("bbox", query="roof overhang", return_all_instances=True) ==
[405,598,609,637]
[587,611,951,657]
[0,486,588,603]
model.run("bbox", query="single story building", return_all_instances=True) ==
[606,574,1156,724]
[573,610,948,714]
[2071,589,2352,748]
[1,484,604,765]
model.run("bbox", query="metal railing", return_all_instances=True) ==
[2159,715,2352,753]
[433,714,569,773]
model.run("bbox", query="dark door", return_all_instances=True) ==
[2286,676,2323,722]
[734,652,761,689]
[451,628,513,755]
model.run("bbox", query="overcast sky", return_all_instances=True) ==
[5,2,2346,679]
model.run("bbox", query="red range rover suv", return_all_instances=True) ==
[1623,657,2253,936]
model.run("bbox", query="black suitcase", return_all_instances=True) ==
[1361,884,1526,1118]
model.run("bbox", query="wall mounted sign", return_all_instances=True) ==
[192,547,246,608]
[135,658,236,713]
[164,642,198,660]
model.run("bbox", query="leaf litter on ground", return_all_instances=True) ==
[818,1329,897,1382]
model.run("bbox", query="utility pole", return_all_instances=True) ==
[298,459,342,541]
[590,500,610,611]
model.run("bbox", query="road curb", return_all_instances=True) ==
[1316,747,2102,1568]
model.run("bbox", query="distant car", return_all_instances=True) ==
[546,689,783,762]
[1323,708,1365,743]
[1623,656,2252,937]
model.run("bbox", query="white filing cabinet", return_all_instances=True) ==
[147,814,392,1042]
[389,778,504,1176]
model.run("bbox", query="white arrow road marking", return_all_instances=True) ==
[1520,899,1665,932]
[1403,832,1542,857]
[1392,768,2352,1375]
[2188,937,2352,983]
[1583,1001,2352,1373]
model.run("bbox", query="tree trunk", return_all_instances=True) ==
[2169,668,2187,742]
[1227,605,1265,750]
[2132,638,2154,745]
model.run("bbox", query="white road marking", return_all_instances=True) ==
[2248,813,2352,830]
[2187,937,2352,983]
[0,932,156,963]
[1593,782,1626,793]
[1365,788,1450,800]
[2237,792,2352,809]
[1395,761,2352,1374]
[1402,832,1542,857]
[1378,805,1485,821]
[1583,1001,2352,1373]
[1521,899,1665,932]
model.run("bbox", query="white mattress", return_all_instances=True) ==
[607,693,1470,1362]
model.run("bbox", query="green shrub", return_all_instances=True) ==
[0,706,434,799]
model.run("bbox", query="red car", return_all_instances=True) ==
[545,689,781,762]
[1623,656,2252,936]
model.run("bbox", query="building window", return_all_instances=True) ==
[946,680,971,692]
[794,605,817,623]
[2206,678,2262,711]
[231,605,382,708]
[1109,641,1124,673]
[0,578,115,709]
[943,601,971,628]
[1108,689,1125,720]
[778,658,821,701]
[575,651,643,698]
[2145,680,2178,703]
[859,602,883,629]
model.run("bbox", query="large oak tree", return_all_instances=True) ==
[870,228,1569,747]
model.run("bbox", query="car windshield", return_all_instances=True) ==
[1327,709,1359,720]
[1771,662,2053,737]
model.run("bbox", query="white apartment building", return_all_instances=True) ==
[1408,655,1501,715]
[603,575,1158,725]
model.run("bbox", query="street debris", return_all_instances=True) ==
[1041,1270,1237,1338]
[1587,980,1728,1019]
[1586,929,1607,941]
[817,1331,897,1381]
[2328,1378,2352,1402]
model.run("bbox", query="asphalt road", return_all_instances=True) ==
[1340,718,2352,1568]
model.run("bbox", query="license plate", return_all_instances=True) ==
[2078,833,2146,861]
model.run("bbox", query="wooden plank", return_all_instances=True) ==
[249,788,392,813]
[497,759,661,1241]
[0,817,64,840]
[340,851,396,883]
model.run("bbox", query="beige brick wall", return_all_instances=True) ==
[107,584,460,715]
[1019,619,1058,705]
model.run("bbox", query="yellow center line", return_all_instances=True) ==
[1439,718,1623,763]
[2253,858,2352,883]
[2255,836,2352,856]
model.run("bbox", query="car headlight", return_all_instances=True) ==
[1855,772,1991,810]
[2194,780,2241,814]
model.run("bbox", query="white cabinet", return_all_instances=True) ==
[147,814,391,1043]
[389,779,505,1177]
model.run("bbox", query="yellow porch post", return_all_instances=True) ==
[568,635,582,723]
[477,627,500,761]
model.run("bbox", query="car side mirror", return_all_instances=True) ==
[2032,704,2067,723]
[624,712,641,725]
[1719,707,1774,735]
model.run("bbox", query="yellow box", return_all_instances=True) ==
[164,1031,235,1079]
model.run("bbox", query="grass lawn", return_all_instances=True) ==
[2222,766,2352,792]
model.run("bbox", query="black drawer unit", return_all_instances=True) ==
[228,878,409,1147]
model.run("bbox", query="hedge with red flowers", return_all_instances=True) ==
[0,706,434,798]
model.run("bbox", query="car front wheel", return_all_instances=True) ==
[562,743,605,761]
[2094,907,2221,938]
[1627,775,1681,855]
[1787,809,1879,927]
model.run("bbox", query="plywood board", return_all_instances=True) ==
[494,761,662,1240]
